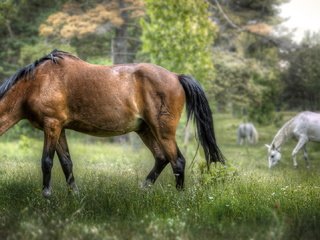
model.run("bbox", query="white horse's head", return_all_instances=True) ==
[265,144,281,168]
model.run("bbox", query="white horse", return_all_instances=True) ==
[266,111,320,168]
[237,123,259,145]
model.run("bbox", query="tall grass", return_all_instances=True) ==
[0,114,320,239]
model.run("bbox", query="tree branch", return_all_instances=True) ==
[210,0,243,31]
[208,0,281,47]
[5,20,14,38]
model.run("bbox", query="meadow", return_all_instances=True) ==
[0,113,320,240]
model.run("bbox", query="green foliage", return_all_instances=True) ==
[212,49,280,124]
[227,0,288,22]
[0,0,67,79]
[213,51,259,112]
[70,34,113,60]
[197,161,238,184]
[86,56,112,66]
[19,42,76,66]
[282,33,320,110]
[140,0,217,82]
[2,120,41,140]
[210,0,284,118]
[0,0,16,26]
[248,71,281,124]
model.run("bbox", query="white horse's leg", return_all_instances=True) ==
[249,135,253,144]
[291,136,308,168]
[303,145,310,168]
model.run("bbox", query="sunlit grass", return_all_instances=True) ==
[0,114,320,239]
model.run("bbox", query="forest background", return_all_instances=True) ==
[1,0,320,127]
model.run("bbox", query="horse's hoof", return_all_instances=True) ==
[69,183,79,196]
[42,187,52,198]
[176,186,184,191]
[140,180,152,190]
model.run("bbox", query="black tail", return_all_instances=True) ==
[178,74,225,166]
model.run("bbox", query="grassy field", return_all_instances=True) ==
[1,113,320,239]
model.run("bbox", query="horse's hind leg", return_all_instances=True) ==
[303,145,310,168]
[151,126,186,189]
[41,119,62,197]
[56,129,78,193]
[137,126,169,187]
[174,147,186,190]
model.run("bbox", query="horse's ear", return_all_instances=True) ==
[265,144,270,149]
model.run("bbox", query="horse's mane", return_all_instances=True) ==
[271,116,296,148]
[0,49,77,100]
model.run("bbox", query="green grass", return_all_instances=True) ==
[1,113,320,239]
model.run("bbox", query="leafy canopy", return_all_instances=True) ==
[282,32,320,110]
[140,0,217,82]
[39,1,144,40]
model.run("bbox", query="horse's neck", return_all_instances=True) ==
[272,119,294,149]
[0,84,25,135]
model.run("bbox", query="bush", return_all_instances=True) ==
[197,161,238,185]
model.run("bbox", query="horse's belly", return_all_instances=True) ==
[306,121,320,141]
[65,118,142,137]
[307,129,320,142]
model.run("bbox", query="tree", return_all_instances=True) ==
[208,0,287,122]
[0,0,67,79]
[0,0,16,38]
[140,0,218,82]
[282,32,320,110]
[39,0,144,64]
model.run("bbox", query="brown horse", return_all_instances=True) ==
[0,49,224,197]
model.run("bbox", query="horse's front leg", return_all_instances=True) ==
[41,119,62,197]
[292,136,308,168]
[56,129,78,193]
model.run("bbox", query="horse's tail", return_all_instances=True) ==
[251,124,259,144]
[178,74,225,166]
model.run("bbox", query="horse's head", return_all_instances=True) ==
[265,144,281,168]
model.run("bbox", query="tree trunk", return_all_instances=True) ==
[6,20,14,38]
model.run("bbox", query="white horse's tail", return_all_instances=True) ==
[251,124,259,144]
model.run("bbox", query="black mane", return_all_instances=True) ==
[0,49,75,99]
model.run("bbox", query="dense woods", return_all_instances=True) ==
[0,0,320,122]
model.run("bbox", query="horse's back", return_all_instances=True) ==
[27,59,185,136]
[292,111,320,141]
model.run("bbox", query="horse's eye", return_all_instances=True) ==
[271,154,274,158]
